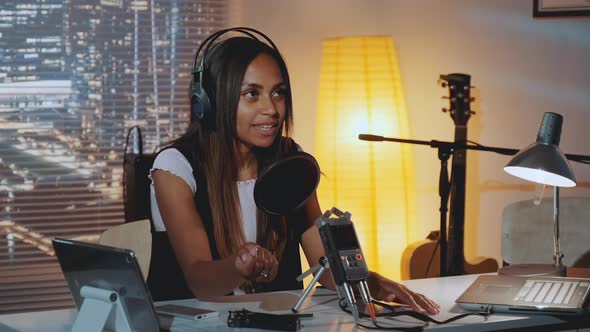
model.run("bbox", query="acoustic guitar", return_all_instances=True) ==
[400,74,498,280]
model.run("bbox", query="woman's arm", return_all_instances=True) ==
[152,169,277,298]
[299,192,336,289]
[366,271,439,314]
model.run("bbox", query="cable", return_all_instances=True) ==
[122,126,141,215]
[338,298,491,331]
[467,140,483,147]
[339,299,425,331]
[423,237,440,278]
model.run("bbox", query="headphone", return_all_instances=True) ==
[190,27,280,125]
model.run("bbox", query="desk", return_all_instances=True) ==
[1,274,589,332]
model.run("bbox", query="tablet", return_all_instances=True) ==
[52,238,161,331]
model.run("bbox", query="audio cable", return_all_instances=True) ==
[338,298,491,331]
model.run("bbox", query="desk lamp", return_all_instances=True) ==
[502,112,576,277]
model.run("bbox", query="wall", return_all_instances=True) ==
[231,0,590,270]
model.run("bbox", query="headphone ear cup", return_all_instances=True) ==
[190,83,211,123]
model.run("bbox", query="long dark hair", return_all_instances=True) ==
[172,36,294,265]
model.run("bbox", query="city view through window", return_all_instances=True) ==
[0,0,227,313]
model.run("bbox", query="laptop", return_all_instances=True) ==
[456,275,590,315]
[52,238,171,331]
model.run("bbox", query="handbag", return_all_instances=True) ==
[123,126,157,223]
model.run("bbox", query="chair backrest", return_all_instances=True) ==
[99,219,152,280]
[123,126,157,223]
[400,234,498,280]
[502,196,590,268]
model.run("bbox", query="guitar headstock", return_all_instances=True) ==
[439,73,474,126]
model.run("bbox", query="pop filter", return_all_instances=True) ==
[254,151,320,215]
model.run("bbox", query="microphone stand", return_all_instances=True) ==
[437,145,452,277]
[291,258,367,324]
[291,256,331,314]
[358,134,590,276]
[359,134,523,276]
[359,134,500,277]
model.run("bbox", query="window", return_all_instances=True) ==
[0,0,228,313]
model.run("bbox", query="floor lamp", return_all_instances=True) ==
[314,36,416,279]
[502,112,576,277]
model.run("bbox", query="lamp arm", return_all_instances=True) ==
[553,187,564,268]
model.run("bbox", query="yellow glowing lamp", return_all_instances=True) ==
[314,36,416,279]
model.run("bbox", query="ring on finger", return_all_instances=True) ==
[259,270,269,278]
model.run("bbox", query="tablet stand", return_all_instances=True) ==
[71,286,132,332]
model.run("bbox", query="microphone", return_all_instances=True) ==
[316,208,374,323]
[358,134,385,142]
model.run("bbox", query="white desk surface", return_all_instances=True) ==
[0,273,587,332]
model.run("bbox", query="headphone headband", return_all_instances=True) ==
[190,27,280,124]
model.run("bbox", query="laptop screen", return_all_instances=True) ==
[52,238,160,331]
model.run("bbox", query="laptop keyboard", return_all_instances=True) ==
[513,280,589,305]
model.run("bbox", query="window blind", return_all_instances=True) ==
[0,0,228,314]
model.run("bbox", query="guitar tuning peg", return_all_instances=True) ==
[442,108,449,113]
[470,97,475,102]
[441,96,450,100]
[469,110,476,115]
[438,80,448,88]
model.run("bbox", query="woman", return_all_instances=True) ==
[148,29,439,315]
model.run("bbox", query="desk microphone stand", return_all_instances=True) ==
[291,256,365,324]
[292,256,334,313]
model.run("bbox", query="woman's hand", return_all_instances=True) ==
[367,272,440,315]
[234,243,278,283]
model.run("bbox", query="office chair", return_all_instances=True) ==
[502,196,590,268]
[99,219,152,280]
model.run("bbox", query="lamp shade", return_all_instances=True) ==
[504,112,576,187]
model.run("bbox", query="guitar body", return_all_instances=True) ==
[401,235,498,280]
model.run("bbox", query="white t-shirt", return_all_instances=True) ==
[149,148,258,243]
[149,149,260,296]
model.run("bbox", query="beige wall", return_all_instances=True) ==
[232,0,590,269]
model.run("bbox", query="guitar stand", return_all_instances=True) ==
[437,145,452,277]
[71,286,132,332]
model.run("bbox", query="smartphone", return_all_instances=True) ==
[156,304,219,320]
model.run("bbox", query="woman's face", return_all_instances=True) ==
[235,53,287,151]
